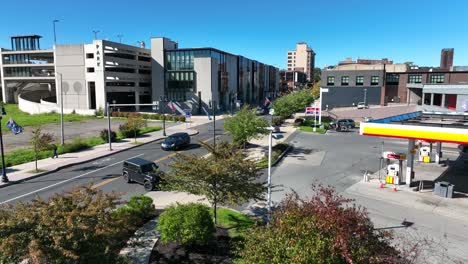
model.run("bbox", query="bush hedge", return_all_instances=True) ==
[156,203,215,246]
[100,129,117,142]
[113,195,156,227]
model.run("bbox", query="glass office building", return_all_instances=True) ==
[162,47,279,111]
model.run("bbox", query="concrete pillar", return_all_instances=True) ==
[135,91,140,111]
[435,142,442,164]
[421,93,425,105]
[430,93,434,106]
[441,94,446,107]
[406,139,415,186]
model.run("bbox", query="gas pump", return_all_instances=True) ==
[419,146,431,163]
[383,151,406,185]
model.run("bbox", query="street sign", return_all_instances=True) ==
[305,107,320,115]
[152,101,159,111]
[184,109,191,118]
[383,151,407,160]
[269,109,275,115]
[321,88,329,93]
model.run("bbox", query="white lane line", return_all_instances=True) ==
[0,153,144,205]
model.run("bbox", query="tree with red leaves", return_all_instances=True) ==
[237,185,404,264]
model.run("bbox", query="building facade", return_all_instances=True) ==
[287,42,315,82]
[151,37,279,115]
[320,68,385,108]
[1,35,278,115]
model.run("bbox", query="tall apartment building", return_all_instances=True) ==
[286,42,315,82]
[0,35,279,115]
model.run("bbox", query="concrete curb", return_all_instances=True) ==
[120,217,159,264]
[272,144,293,167]
[0,130,199,189]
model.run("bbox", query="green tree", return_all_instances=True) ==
[312,82,320,99]
[272,89,314,119]
[125,113,147,143]
[236,185,404,264]
[157,203,215,246]
[223,106,269,148]
[30,126,54,172]
[314,67,322,83]
[166,142,266,224]
[0,186,133,263]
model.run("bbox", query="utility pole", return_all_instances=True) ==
[92,30,100,40]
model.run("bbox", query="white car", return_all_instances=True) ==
[357,102,369,109]
[363,116,374,122]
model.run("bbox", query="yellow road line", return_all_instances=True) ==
[91,177,121,189]
[90,136,221,190]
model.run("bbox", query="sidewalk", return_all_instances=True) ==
[0,117,215,188]
[345,178,468,222]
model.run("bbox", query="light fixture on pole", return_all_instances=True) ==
[117,34,123,43]
[0,103,9,183]
[92,30,100,40]
[53,19,59,45]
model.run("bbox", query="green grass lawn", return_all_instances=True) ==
[1,104,97,132]
[299,126,327,134]
[1,126,162,168]
[213,208,257,237]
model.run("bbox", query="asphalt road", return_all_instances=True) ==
[0,119,229,205]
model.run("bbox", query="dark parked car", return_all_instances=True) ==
[122,158,164,191]
[328,119,356,131]
[161,132,191,150]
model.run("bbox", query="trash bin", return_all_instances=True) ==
[433,181,454,198]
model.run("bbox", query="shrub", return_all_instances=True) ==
[119,123,138,138]
[0,186,130,263]
[237,185,403,264]
[95,107,104,117]
[157,203,215,246]
[178,116,186,122]
[272,116,284,126]
[294,118,304,126]
[100,129,117,142]
[113,195,155,227]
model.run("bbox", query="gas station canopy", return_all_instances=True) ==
[360,111,468,144]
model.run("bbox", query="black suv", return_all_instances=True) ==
[161,132,191,150]
[122,158,164,191]
[328,119,356,131]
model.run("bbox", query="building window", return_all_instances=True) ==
[356,76,364,86]
[371,76,379,85]
[341,76,349,86]
[87,67,95,73]
[408,75,422,83]
[386,74,399,85]
[86,53,94,59]
[327,76,335,86]
[430,74,445,83]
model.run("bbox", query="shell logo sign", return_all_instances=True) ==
[360,123,468,145]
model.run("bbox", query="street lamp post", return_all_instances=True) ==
[209,99,216,148]
[117,34,123,43]
[267,129,273,225]
[53,20,59,45]
[160,96,167,136]
[56,73,65,145]
[0,103,8,182]
[92,30,100,40]
[364,88,368,105]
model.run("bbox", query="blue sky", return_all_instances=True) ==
[1,0,467,68]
